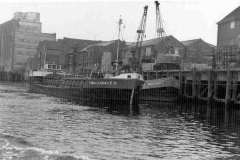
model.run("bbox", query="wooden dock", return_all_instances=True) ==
[142,69,240,106]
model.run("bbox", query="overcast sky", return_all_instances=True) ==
[0,0,240,45]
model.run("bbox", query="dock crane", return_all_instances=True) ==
[133,5,148,72]
[155,1,166,39]
[155,1,174,54]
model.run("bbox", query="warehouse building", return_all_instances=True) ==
[181,38,216,64]
[65,40,126,75]
[217,6,240,46]
[0,12,56,72]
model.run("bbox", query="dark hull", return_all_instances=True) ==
[29,77,143,105]
[139,87,179,102]
[139,78,179,102]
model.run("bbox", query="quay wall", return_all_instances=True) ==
[0,71,24,82]
[142,69,240,106]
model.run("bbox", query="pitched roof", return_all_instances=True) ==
[126,42,134,45]
[207,43,216,49]
[181,38,216,49]
[122,36,172,51]
[217,6,240,24]
[63,37,99,53]
[181,39,201,46]
[80,40,116,52]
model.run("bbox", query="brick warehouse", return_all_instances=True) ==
[29,37,100,75]
[121,35,185,71]
[66,40,126,75]
[217,6,240,46]
[32,40,64,71]
[121,35,185,61]
[181,38,216,64]
[216,6,240,69]
[0,12,56,72]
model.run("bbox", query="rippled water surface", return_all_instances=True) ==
[0,82,240,160]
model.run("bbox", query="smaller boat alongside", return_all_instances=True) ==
[139,53,181,102]
[140,77,179,102]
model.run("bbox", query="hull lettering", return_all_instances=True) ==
[89,81,117,85]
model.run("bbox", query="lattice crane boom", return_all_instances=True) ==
[155,1,166,38]
[134,5,148,71]
[155,1,175,54]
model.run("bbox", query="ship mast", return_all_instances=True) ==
[116,15,123,75]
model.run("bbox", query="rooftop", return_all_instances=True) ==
[181,39,201,46]
[181,38,216,49]
[122,36,172,51]
[63,37,100,53]
[217,6,240,24]
[80,40,117,52]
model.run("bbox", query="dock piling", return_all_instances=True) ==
[232,71,237,104]
[207,70,212,105]
[225,68,231,106]
[177,69,183,103]
[192,68,197,100]
[213,70,218,101]
[129,89,135,116]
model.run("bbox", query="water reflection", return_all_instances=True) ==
[0,82,240,159]
[144,102,238,159]
[52,99,141,116]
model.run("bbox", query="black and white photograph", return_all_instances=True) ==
[0,0,240,159]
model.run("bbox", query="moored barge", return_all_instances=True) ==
[29,71,144,105]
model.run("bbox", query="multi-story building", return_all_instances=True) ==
[26,37,99,78]
[62,37,100,72]
[32,40,64,71]
[217,6,240,46]
[181,38,216,64]
[216,6,240,68]
[121,35,185,63]
[0,12,56,72]
[66,40,126,74]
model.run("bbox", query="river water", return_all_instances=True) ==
[0,82,240,160]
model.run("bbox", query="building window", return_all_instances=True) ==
[48,64,52,69]
[52,65,56,69]
[79,63,82,67]
[57,65,61,70]
[229,38,234,45]
[237,20,240,26]
[231,21,235,29]
[141,47,146,56]
[174,48,179,55]
[146,47,151,56]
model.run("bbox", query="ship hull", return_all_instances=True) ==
[139,77,179,102]
[29,77,144,105]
